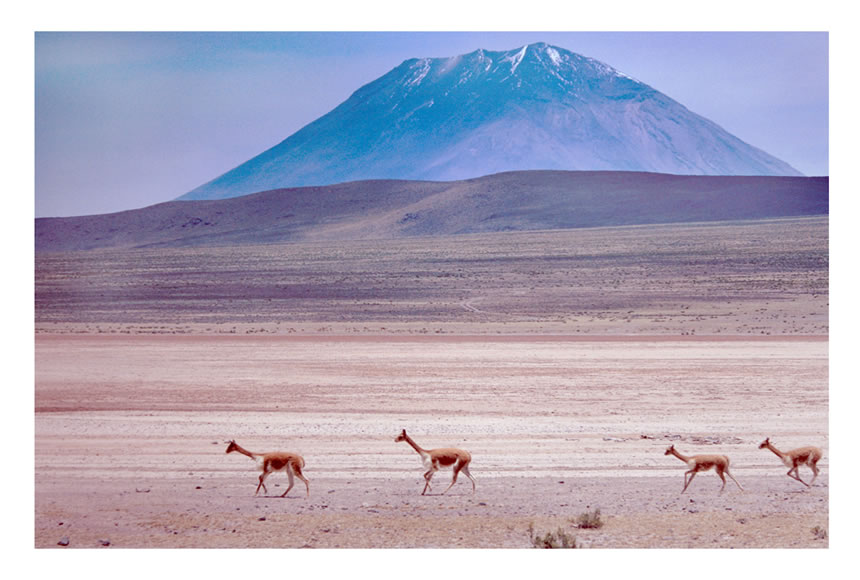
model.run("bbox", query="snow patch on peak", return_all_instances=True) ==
[614,69,638,82]
[582,56,636,81]
[407,59,431,86]
[503,45,528,74]
[585,57,611,75]
[469,48,494,71]
[546,46,562,66]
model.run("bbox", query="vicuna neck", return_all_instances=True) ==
[668,447,690,462]
[402,433,428,457]
[230,443,256,459]
[763,441,786,459]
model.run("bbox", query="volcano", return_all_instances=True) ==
[179,43,802,202]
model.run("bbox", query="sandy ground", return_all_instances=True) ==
[35,334,828,550]
[33,220,833,560]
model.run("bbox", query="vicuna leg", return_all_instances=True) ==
[275,464,310,498]
[787,465,809,487]
[281,467,296,497]
[422,467,437,495]
[461,464,476,493]
[256,472,269,496]
[292,463,310,497]
[442,460,476,494]
[716,469,728,493]
[442,463,463,495]
[682,470,697,493]
[723,467,743,491]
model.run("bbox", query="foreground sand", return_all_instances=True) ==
[35,334,828,549]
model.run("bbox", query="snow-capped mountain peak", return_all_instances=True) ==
[180,43,802,201]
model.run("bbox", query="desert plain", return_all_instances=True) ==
[34,217,830,551]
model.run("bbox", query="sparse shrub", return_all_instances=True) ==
[573,508,604,529]
[812,526,828,540]
[527,523,578,549]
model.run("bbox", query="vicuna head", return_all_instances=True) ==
[664,444,675,456]
[758,438,771,450]
[394,429,408,443]
[225,440,238,454]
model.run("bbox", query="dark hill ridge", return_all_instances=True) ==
[36,170,828,252]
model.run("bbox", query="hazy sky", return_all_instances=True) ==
[35,30,828,218]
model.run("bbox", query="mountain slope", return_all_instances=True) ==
[37,170,827,252]
[180,43,802,202]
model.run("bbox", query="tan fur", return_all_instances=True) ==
[395,429,476,495]
[758,438,823,487]
[226,440,309,498]
[664,444,743,493]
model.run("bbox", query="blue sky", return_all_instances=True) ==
[34,30,828,217]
